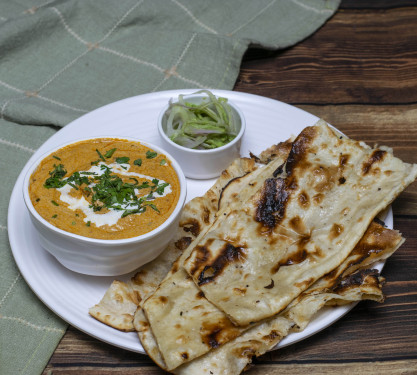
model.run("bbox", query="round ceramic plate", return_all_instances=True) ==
[8,89,393,354]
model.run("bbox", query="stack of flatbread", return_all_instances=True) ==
[90,120,417,374]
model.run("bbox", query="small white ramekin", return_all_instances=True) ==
[157,93,246,179]
[22,136,187,276]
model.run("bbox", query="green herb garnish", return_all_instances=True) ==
[146,151,157,159]
[86,221,91,227]
[52,155,61,161]
[96,149,105,161]
[147,203,160,213]
[104,148,117,158]
[44,164,67,189]
[160,159,166,165]
[155,182,169,195]
[43,150,170,218]
[116,156,130,164]
[52,214,57,218]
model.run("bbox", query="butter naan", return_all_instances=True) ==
[140,140,294,370]
[171,268,388,375]
[183,121,417,325]
[141,120,416,371]
[136,220,403,374]
[90,120,415,375]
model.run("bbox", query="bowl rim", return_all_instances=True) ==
[157,93,246,155]
[22,135,187,245]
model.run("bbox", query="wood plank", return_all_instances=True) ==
[236,8,417,104]
[43,367,165,375]
[341,0,417,9]
[245,360,417,375]
[43,360,417,375]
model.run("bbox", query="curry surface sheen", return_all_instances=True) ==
[29,138,180,239]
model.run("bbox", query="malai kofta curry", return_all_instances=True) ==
[29,138,180,240]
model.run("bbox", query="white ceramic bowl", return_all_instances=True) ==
[158,93,246,179]
[22,136,186,276]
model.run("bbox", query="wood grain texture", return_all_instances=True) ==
[43,1,417,374]
[245,361,417,375]
[236,8,417,105]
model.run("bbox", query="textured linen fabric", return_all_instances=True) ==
[0,0,340,374]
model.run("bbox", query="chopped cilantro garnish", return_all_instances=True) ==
[52,214,57,218]
[96,149,105,161]
[116,156,130,164]
[86,221,91,227]
[160,159,166,165]
[44,164,67,189]
[52,155,61,161]
[51,200,59,206]
[147,203,160,213]
[155,182,169,195]
[104,148,117,158]
[43,151,170,219]
[146,150,157,159]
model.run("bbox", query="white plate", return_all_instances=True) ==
[8,89,393,354]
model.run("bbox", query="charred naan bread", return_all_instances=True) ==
[91,119,414,375]
[172,269,387,375]
[140,141,294,370]
[89,280,140,332]
[183,121,417,325]
[136,221,403,374]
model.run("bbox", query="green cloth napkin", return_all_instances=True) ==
[0,0,340,373]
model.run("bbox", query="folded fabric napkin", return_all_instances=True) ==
[0,0,340,373]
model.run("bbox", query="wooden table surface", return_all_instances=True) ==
[43,1,417,374]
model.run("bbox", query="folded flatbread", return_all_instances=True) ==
[183,121,417,325]
[171,269,387,375]
[135,220,403,374]
[139,140,296,370]
[90,119,415,375]
[141,121,416,371]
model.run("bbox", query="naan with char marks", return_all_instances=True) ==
[135,220,403,374]
[90,120,414,375]
[183,121,417,325]
[140,121,414,371]
[140,141,294,370]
